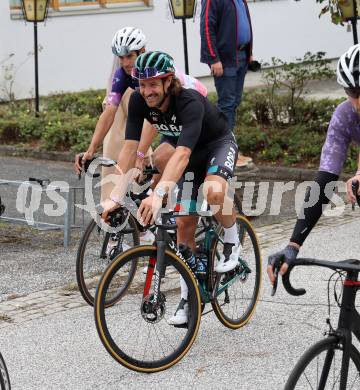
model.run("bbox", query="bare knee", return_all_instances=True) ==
[153,144,175,172]
[206,188,225,206]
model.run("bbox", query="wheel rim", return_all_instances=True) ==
[95,247,201,372]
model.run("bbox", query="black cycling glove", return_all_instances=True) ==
[268,245,299,268]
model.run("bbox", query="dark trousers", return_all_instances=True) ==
[214,50,248,131]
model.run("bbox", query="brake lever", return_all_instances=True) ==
[271,264,280,297]
[352,179,360,210]
[78,156,100,180]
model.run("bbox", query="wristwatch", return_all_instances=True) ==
[154,187,167,198]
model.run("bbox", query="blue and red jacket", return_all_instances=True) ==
[200,0,253,67]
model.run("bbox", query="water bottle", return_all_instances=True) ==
[179,244,197,273]
[195,248,208,280]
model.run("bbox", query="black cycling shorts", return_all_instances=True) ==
[160,135,238,212]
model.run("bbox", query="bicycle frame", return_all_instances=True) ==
[142,211,250,307]
[281,260,360,390]
[328,269,360,389]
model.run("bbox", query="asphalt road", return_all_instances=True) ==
[0,156,359,389]
[0,219,359,389]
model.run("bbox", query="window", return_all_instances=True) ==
[10,0,151,18]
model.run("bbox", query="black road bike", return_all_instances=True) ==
[94,208,262,373]
[76,157,246,308]
[272,180,360,390]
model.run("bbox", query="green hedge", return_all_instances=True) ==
[0,88,358,172]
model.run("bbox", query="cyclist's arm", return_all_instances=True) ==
[155,146,191,194]
[289,170,339,247]
[153,98,204,193]
[107,91,145,202]
[87,104,118,154]
[137,121,157,157]
[290,104,353,247]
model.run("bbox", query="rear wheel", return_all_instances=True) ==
[76,211,139,307]
[211,215,261,329]
[94,246,202,373]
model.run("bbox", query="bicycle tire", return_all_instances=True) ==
[211,215,262,329]
[94,245,202,373]
[0,353,10,390]
[285,336,360,389]
[76,214,139,307]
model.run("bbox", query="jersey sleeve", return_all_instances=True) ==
[176,98,205,150]
[319,102,353,175]
[175,67,208,97]
[125,91,146,141]
[105,68,130,107]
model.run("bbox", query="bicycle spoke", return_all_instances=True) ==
[96,248,201,371]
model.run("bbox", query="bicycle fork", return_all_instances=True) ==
[143,230,167,303]
[320,271,359,390]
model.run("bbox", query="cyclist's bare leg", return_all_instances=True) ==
[151,143,175,187]
[176,215,198,251]
[203,175,236,228]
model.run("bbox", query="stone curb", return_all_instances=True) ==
[0,145,353,182]
[0,145,74,162]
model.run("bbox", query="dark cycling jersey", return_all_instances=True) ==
[126,88,231,150]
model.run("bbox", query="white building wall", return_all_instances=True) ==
[0,0,355,99]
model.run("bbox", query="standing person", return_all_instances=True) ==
[200,0,253,133]
[267,44,360,283]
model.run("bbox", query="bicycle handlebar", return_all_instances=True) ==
[272,258,360,297]
[78,155,159,179]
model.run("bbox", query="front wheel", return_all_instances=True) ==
[285,336,360,389]
[211,215,261,329]
[0,353,11,390]
[94,245,202,373]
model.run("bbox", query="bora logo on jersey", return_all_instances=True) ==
[152,123,182,136]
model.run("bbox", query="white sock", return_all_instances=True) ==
[223,223,239,245]
[180,276,188,301]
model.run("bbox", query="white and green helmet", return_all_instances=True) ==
[132,51,176,80]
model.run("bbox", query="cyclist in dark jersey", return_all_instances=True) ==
[74,27,207,177]
[268,44,360,283]
[101,51,241,325]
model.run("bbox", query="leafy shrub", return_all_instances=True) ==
[0,117,21,142]
[42,112,96,151]
[45,89,105,117]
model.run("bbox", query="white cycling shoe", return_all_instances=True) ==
[140,230,155,245]
[168,298,188,325]
[215,242,242,273]
[106,239,131,256]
